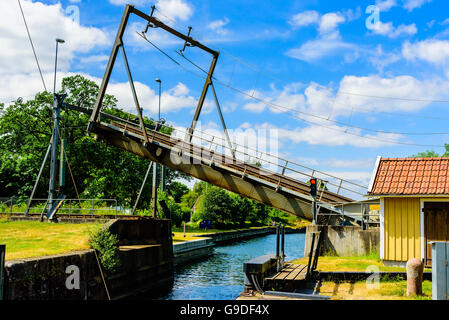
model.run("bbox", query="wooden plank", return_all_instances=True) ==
[284,265,304,281]
[295,265,309,280]
[273,271,291,281]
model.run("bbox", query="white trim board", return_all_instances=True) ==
[380,198,385,260]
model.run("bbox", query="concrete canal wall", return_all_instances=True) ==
[3,218,174,300]
[172,227,301,265]
[304,225,380,257]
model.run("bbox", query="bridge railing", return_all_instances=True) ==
[165,125,369,200]
[0,198,128,217]
[97,110,369,201]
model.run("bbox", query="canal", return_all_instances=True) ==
[159,232,306,300]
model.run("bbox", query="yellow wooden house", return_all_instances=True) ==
[368,156,449,267]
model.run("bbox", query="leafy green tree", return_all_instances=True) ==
[196,185,233,223]
[230,193,253,225]
[248,201,269,225]
[0,75,189,209]
[412,144,449,158]
[168,181,189,203]
[180,190,199,209]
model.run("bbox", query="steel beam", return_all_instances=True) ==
[25,140,52,216]
[132,162,153,215]
[89,4,132,125]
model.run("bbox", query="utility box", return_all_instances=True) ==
[431,241,449,300]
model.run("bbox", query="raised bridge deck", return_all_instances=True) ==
[87,118,365,221]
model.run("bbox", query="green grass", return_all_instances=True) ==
[318,279,432,300]
[292,252,431,273]
[0,219,102,260]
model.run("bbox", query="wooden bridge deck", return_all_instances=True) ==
[265,263,309,282]
[264,263,311,291]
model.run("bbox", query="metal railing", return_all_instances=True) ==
[315,200,381,228]
[0,198,129,218]
[106,114,369,200]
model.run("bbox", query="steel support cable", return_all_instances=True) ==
[153,6,449,105]
[134,34,446,148]
[170,53,449,146]
[176,51,449,136]
[17,0,47,92]
[136,10,449,122]
[136,31,181,66]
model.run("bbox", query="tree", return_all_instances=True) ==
[230,193,253,225]
[412,144,449,158]
[196,186,233,223]
[168,181,189,203]
[0,75,189,208]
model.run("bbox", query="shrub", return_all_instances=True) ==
[89,227,121,274]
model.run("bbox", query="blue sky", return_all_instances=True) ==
[2,0,449,192]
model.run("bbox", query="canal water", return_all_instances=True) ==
[159,232,306,300]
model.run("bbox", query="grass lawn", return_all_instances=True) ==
[0,219,102,261]
[291,253,431,273]
[289,253,432,300]
[317,279,432,300]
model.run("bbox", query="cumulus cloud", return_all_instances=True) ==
[207,17,230,35]
[109,0,193,22]
[288,11,320,28]
[242,83,306,114]
[374,0,431,12]
[402,39,449,65]
[375,0,398,11]
[369,21,417,38]
[0,0,108,76]
[286,9,361,62]
[403,0,432,11]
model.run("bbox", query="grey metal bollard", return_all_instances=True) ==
[431,241,449,300]
[406,258,423,296]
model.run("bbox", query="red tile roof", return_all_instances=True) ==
[369,157,449,195]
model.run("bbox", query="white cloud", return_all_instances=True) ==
[335,75,449,113]
[375,0,397,11]
[0,0,108,76]
[207,17,230,35]
[242,83,306,114]
[374,0,431,12]
[286,36,357,62]
[403,0,432,11]
[369,21,417,38]
[403,39,449,65]
[155,0,193,22]
[287,9,361,62]
[109,0,193,22]
[289,11,320,28]
[319,12,346,34]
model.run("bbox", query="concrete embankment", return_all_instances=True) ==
[304,225,379,257]
[172,227,304,265]
[3,217,174,300]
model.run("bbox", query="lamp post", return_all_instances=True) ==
[48,38,65,218]
[155,78,161,121]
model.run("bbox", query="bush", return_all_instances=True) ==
[197,186,233,223]
[89,227,121,274]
